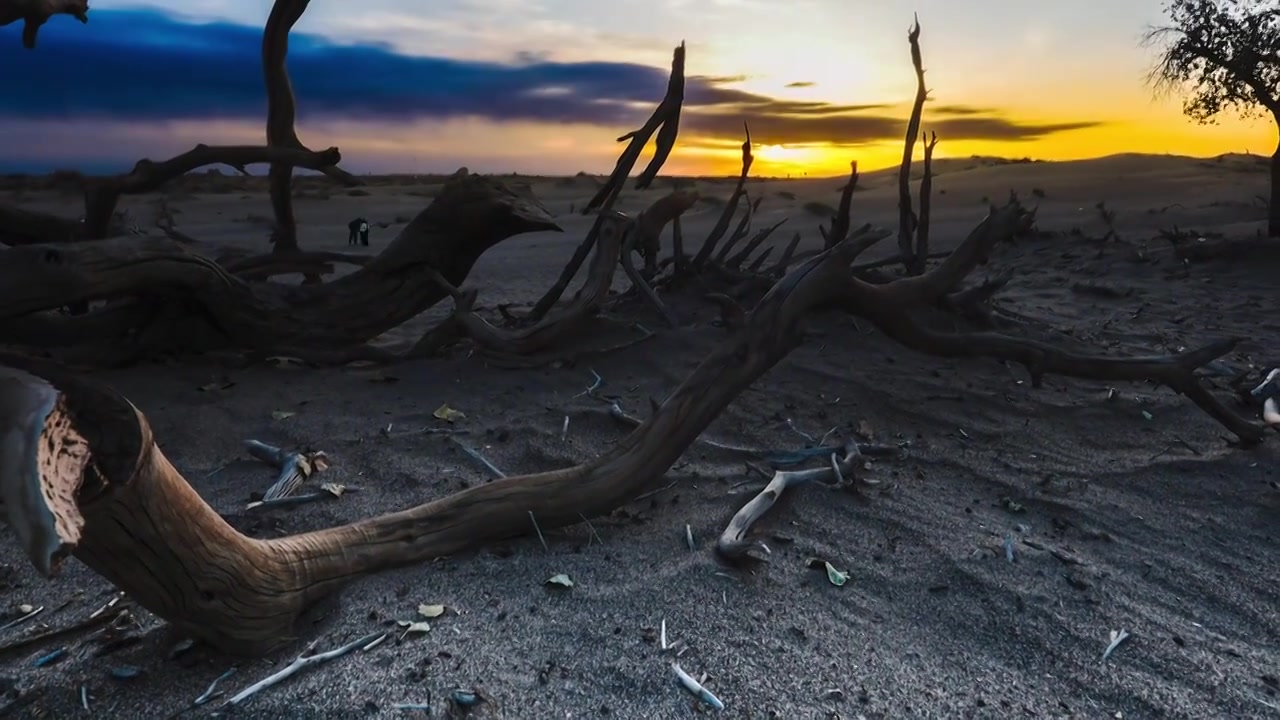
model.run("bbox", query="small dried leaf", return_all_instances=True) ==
[433,404,466,423]
[1000,497,1026,513]
[396,620,431,636]
[824,562,849,587]
[1102,628,1131,662]
[17,604,33,614]
[271,410,295,421]
[545,573,574,588]
[110,665,141,680]
[319,483,346,497]
[418,604,446,619]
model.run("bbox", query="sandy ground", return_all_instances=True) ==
[0,153,1277,719]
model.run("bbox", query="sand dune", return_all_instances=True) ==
[0,152,1276,718]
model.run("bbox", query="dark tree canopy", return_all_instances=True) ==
[1144,0,1280,122]
[1144,0,1280,236]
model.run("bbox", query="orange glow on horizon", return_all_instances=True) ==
[685,112,1278,178]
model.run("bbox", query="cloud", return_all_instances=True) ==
[0,8,1102,156]
[784,81,816,88]
[692,74,748,85]
[681,112,1099,146]
[926,103,999,116]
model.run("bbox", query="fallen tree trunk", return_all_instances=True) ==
[0,173,561,355]
[0,206,1260,657]
[0,230,878,655]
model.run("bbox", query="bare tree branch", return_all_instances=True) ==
[525,43,686,322]
[0,0,86,48]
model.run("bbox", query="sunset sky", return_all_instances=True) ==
[0,0,1275,177]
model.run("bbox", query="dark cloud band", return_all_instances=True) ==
[0,9,1100,150]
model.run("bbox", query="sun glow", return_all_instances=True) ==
[749,143,851,176]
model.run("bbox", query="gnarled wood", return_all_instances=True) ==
[2,198,1259,656]
[438,211,630,355]
[0,145,345,247]
[0,174,561,355]
[0,202,81,245]
[691,124,753,269]
[0,226,881,655]
[526,43,687,322]
[260,0,358,252]
[82,144,343,241]
[897,15,928,274]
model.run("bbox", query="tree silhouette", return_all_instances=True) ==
[1143,0,1280,236]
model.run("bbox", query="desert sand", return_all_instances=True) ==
[0,153,1277,719]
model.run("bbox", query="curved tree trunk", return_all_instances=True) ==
[1269,137,1279,237]
[0,174,560,355]
[0,230,878,656]
[1,202,1259,658]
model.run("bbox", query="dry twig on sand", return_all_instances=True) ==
[0,600,133,661]
[244,439,331,501]
[222,632,385,708]
[717,443,881,560]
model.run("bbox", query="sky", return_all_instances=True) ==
[0,0,1275,177]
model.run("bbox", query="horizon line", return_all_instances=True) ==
[0,149,1266,183]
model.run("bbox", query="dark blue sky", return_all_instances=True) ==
[0,7,1105,173]
[1,9,1100,131]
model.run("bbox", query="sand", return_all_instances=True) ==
[0,153,1277,719]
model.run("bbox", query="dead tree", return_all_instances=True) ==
[0,5,1267,662]
[0,174,560,365]
[523,43,686,323]
[896,16,929,274]
[261,0,361,256]
[0,196,1262,656]
[0,0,357,262]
